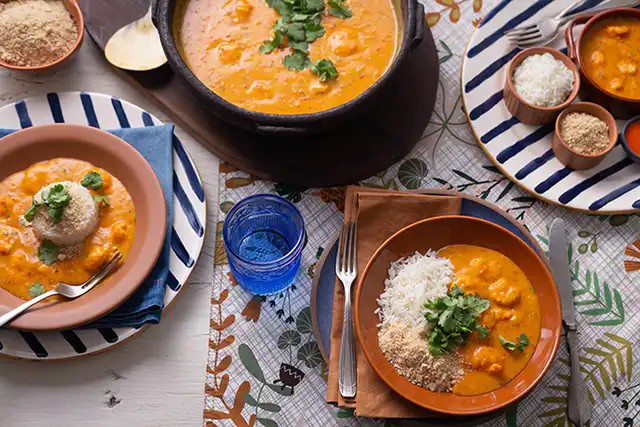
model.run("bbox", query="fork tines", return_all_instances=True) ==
[336,221,357,276]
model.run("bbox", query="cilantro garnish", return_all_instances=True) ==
[93,194,110,207]
[328,0,352,18]
[423,286,491,355]
[24,184,71,224]
[260,0,350,80]
[43,184,71,224]
[81,171,103,190]
[38,239,59,266]
[310,59,338,82]
[500,333,530,352]
[23,198,42,222]
[29,283,45,298]
[476,324,491,339]
[283,51,311,71]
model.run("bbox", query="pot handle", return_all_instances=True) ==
[255,125,312,137]
[564,13,594,60]
[151,0,160,27]
[408,0,425,49]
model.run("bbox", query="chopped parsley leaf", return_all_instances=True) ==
[23,198,42,222]
[38,239,59,266]
[42,184,71,224]
[81,171,103,190]
[500,333,530,352]
[93,194,110,207]
[283,51,311,71]
[261,0,350,79]
[310,59,338,82]
[423,286,491,355]
[328,0,352,18]
[29,283,46,298]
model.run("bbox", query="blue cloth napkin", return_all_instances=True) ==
[0,125,175,329]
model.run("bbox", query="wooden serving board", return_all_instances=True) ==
[79,0,439,187]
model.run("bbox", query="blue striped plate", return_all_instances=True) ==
[0,92,206,360]
[461,0,640,213]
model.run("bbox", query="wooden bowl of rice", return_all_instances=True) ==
[503,47,580,125]
[0,0,84,71]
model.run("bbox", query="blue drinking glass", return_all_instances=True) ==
[223,194,305,295]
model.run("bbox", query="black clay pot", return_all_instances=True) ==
[153,0,425,137]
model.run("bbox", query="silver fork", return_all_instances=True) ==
[0,251,123,328]
[505,0,640,48]
[336,221,357,398]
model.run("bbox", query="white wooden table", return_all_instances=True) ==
[0,39,218,427]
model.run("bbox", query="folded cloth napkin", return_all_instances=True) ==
[326,186,461,418]
[0,125,174,329]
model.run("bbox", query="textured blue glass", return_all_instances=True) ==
[223,194,305,295]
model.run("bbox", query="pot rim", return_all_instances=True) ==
[574,7,640,105]
[155,0,421,127]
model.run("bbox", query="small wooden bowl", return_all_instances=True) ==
[0,0,84,71]
[552,102,618,170]
[621,116,640,164]
[503,47,580,125]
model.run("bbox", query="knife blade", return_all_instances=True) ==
[549,218,592,426]
[549,218,576,328]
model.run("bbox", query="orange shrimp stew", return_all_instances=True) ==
[581,16,640,99]
[174,0,399,114]
[438,245,541,396]
[0,159,135,300]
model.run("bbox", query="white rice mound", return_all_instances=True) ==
[513,52,574,107]
[375,251,453,330]
[31,181,99,247]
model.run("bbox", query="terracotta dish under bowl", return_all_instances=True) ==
[552,102,618,170]
[354,216,562,416]
[0,124,166,331]
[0,0,84,72]
[503,47,580,125]
[565,8,640,119]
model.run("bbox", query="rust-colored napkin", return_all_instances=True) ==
[325,186,462,418]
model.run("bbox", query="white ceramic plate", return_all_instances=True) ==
[461,0,640,213]
[0,91,206,360]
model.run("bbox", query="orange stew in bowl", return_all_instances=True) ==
[581,16,640,99]
[438,245,541,396]
[0,158,135,300]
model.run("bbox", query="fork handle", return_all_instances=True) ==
[0,290,58,328]
[339,284,357,398]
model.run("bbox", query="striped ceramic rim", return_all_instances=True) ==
[0,91,207,360]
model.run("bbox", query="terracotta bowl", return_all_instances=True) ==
[622,115,640,164]
[0,0,84,72]
[565,8,640,119]
[503,47,580,125]
[354,216,562,415]
[552,102,618,170]
[0,124,166,331]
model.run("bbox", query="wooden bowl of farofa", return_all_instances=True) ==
[0,0,84,71]
[552,102,618,170]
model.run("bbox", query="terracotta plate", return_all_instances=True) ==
[354,215,562,415]
[0,124,166,331]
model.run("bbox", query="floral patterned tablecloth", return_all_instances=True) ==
[203,1,640,425]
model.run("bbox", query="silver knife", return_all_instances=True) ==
[549,219,592,427]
